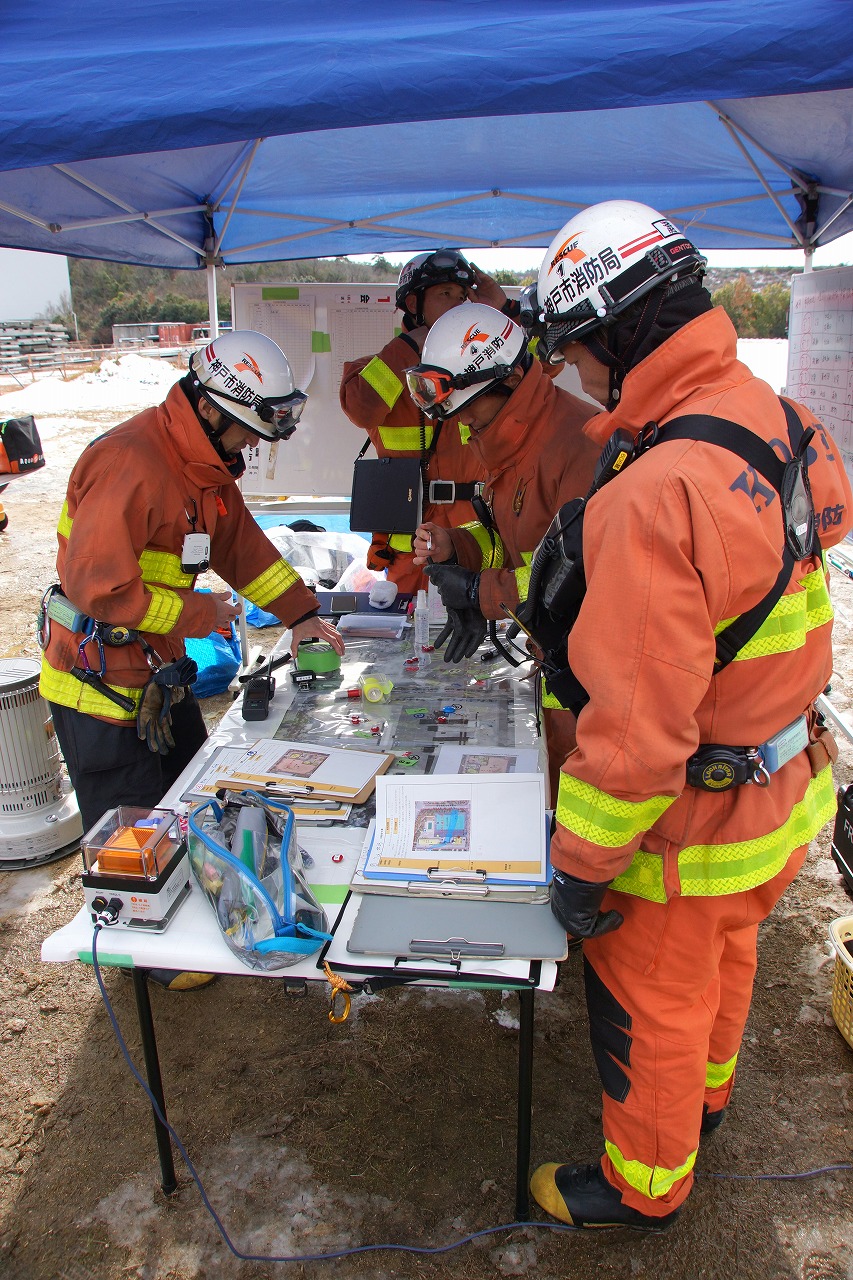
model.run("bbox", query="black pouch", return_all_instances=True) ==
[350,454,424,534]
[0,415,45,476]
[831,783,853,900]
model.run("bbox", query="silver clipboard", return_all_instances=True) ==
[346,892,568,962]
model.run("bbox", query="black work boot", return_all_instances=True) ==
[700,1104,727,1134]
[530,1161,680,1231]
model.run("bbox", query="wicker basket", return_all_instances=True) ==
[828,916,853,1050]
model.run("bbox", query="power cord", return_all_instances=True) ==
[90,925,851,1262]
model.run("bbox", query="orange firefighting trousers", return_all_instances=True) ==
[582,843,808,1217]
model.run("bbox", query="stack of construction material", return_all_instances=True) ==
[0,320,71,373]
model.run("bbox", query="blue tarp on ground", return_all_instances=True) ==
[1,1,852,267]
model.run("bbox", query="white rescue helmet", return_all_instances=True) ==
[189,330,307,442]
[405,303,526,420]
[537,200,706,363]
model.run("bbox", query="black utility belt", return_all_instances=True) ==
[686,716,810,791]
[427,480,484,504]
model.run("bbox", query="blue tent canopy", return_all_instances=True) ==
[1,0,852,268]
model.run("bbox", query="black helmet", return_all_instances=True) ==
[395,249,476,315]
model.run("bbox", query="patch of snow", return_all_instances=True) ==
[0,354,183,417]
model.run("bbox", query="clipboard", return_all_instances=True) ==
[350,819,552,902]
[317,895,555,989]
[222,741,395,803]
[345,892,568,962]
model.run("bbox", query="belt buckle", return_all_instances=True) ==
[429,480,455,504]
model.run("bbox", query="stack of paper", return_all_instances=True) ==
[186,738,392,805]
[351,772,550,901]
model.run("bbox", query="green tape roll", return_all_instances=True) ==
[296,642,341,674]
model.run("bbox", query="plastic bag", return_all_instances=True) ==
[188,793,331,971]
[185,621,241,696]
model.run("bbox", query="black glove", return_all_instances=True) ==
[424,563,487,663]
[550,868,624,940]
[136,656,198,755]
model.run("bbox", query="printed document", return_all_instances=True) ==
[365,772,547,883]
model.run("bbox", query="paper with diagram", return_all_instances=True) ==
[363,772,547,883]
[215,737,392,801]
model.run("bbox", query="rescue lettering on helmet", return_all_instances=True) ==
[546,244,620,311]
[206,355,262,408]
[463,330,506,372]
[461,326,490,353]
[234,353,263,383]
[549,235,586,272]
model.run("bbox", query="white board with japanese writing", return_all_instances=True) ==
[231,281,595,500]
[787,267,853,506]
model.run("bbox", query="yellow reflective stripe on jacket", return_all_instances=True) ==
[605,1139,697,1200]
[514,562,531,602]
[706,1053,738,1090]
[611,850,667,902]
[714,567,832,661]
[458,521,503,570]
[388,533,413,552]
[541,676,569,711]
[360,357,403,411]
[139,549,194,589]
[57,501,73,539]
[240,558,301,610]
[39,657,141,720]
[677,765,835,895]
[459,423,472,445]
[612,766,835,900]
[556,774,674,849]
[138,588,183,634]
[377,423,434,451]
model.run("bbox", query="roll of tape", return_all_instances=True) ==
[296,642,341,674]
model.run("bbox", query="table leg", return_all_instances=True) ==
[515,988,534,1220]
[130,967,178,1195]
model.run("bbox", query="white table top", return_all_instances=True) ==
[41,638,558,991]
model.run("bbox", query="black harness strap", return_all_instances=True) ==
[655,403,813,671]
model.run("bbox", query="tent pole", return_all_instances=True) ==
[206,261,220,337]
[206,252,250,665]
[803,245,814,274]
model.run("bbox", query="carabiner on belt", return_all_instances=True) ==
[77,631,107,678]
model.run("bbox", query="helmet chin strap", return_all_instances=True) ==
[195,386,247,475]
[581,284,669,410]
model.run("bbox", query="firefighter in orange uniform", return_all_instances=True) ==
[521,202,852,1229]
[40,331,343,989]
[406,302,599,801]
[340,250,515,592]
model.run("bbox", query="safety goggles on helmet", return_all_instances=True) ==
[420,250,475,286]
[201,384,307,440]
[395,249,476,311]
[405,362,512,418]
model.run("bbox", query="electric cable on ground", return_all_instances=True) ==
[91,925,851,1264]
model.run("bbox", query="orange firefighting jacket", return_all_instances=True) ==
[340,330,486,592]
[445,359,599,619]
[550,306,852,901]
[40,382,319,723]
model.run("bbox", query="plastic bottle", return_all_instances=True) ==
[230,806,267,876]
[414,588,431,666]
